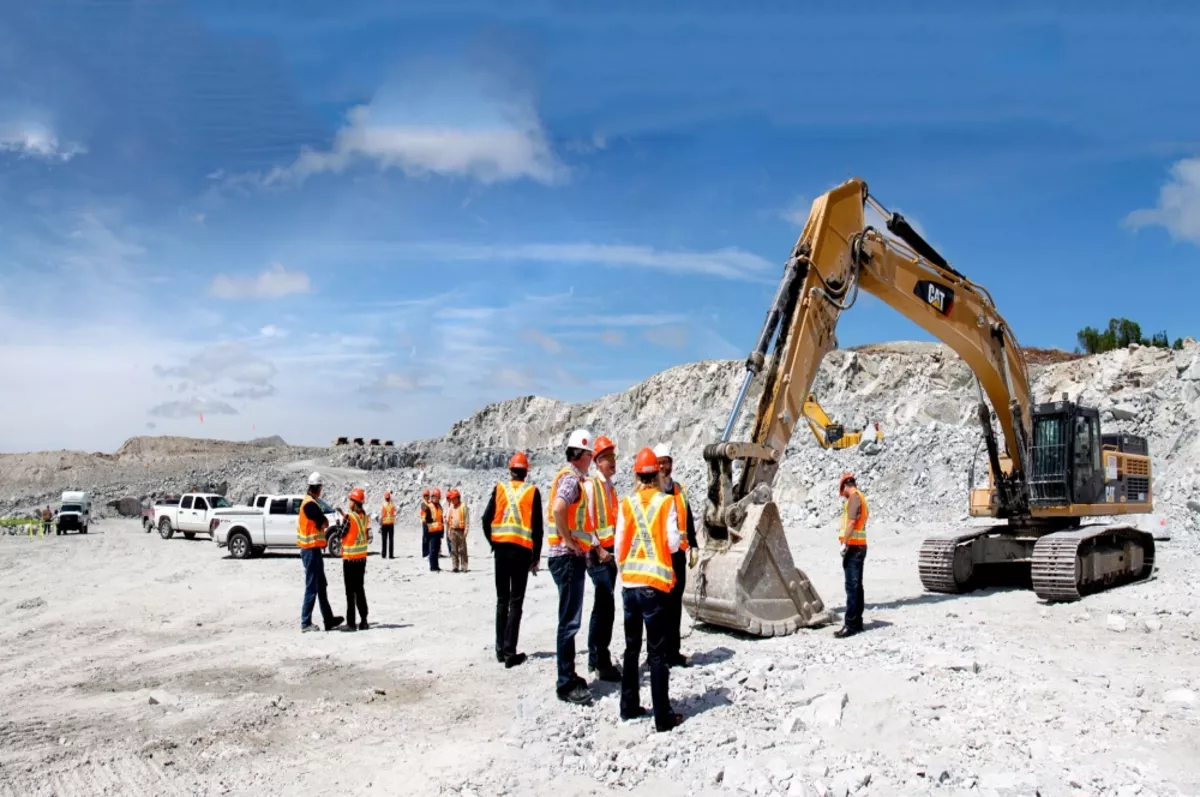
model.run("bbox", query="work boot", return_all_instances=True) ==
[833,626,860,639]
[301,624,320,633]
[325,616,345,631]
[620,706,649,721]
[589,662,622,682]
[358,621,370,631]
[667,655,692,669]
[341,624,357,632]
[505,653,528,669]
[558,683,593,706]
[656,712,684,733]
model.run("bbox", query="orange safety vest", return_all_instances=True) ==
[381,501,396,525]
[547,465,591,552]
[449,503,467,532]
[491,481,536,550]
[342,511,369,560]
[296,495,327,549]
[665,482,690,552]
[426,503,444,533]
[617,488,676,592]
[839,488,869,546]
[589,475,617,549]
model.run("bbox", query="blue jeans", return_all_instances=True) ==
[548,554,587,691]
[843,545,867,630]
[586,555,617,670]
[621,586,672,729]
[427,532,443,571]
[301,547,334,628]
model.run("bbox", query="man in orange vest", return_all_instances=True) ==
[482,452,544,668]
[547,428,595,706]
[447,489,469,572]
[342,487,371,631]
[420,488,431,559]
[379,491,397,560]
[654,443,698,669]
[836,473,869,638]
[298,472,344,633]
[616,448,683,732]
[583,435,621,682]
[422,488,446,572]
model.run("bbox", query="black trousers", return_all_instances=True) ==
[427,532,443,571]
[380,524,395,558]
[621,586,672,729]
[666,550,688,661]
[421,524,429,557]
[843,545,867,630]
[343,558,368,626]
[494,543,532,659]
[586,555,618,670]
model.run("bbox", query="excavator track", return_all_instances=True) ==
[918,529,991,593]
[1031,526,1155,602]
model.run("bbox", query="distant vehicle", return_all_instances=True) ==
[57,491,91,535]
[211,494,355,560]
[153,492,234,540]
[143,496,181,533]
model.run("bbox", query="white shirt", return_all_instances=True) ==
[613,488,680,590]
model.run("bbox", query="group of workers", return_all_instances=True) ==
[292,432,870,734]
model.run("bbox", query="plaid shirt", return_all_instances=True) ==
[547,463,585,558]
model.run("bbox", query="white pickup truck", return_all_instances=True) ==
[211,494,353,559]
[154,493,235,540]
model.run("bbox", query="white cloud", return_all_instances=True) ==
[260,324,286,338]
[361,401,392,413]
[227,385,277,400]
[209,263,312,300]
[520,327,566,354]
[148,397,239,419]
[599,330,625,345]
[437,242,773,281]
[780,194,810,226]
[361,371,444,394]
[644,324,690,350]
[154,342,277,387]
[0,121,86,162]
[557,313,688,328]
[1125,158,1200,245]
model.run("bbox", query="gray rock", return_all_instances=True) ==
[1106,614,1128,633]
[148,690,179,707]
[924,652,980,673]
[1164,688,1197,708]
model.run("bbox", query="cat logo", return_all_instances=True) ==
[914,279,954,316]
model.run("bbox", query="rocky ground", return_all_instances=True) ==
[3,341,1200,795]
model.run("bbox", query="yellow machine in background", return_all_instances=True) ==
[683,177,1155,637]
[802,393,866,450]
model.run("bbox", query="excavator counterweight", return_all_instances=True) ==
[682,178,1155,637]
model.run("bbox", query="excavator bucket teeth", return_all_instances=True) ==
[683,502,833,637]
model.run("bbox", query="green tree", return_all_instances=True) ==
[1075,317,1183,354]
[1174,338,1185,350]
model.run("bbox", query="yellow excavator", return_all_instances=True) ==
[802,393,867,449]
[683,177,1155,637]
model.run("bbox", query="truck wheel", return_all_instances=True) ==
[326,534,342,558]
[183,532,195,540]
[228,532,252,560]
[159,518,174,539]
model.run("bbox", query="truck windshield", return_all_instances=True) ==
[211,497,232,509]
[61,504,83,513]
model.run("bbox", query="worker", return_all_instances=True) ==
[448,489,469,572]
[582,435,621,682]
[420,488,432,559]
[379,491,397,560]
[423,488,445,572]
[43,506,53,536]
[547,428,595,706]
[342,487,370,631]
[298,472,344,633]
[482,451,544,668]
[836,473,869,638]
[654,442,698,669]
[616,448,683,732]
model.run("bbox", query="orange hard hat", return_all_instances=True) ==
[447,489,460,500]
[384,491,392,500]
[349,487,366,503]
[633,447,659,474]
[594,435,615,457]
[432,488,441,499]
[838,473,856,491]
[422,489,430,499]
[509,451,530,470]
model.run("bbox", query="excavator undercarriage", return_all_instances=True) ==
[682,177,1156,637]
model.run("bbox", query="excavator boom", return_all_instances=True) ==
[683,178,1155,637]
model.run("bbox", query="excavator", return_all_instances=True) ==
[682,177,1155,637]
[802,393,867,450]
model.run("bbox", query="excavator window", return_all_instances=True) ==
[1071,411,1103,505]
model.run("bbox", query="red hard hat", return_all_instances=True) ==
[447,489,460,500]
[594,435,616,457]
[349,487,366,503]
[422,489,430,499]
[384,491,391,500]
[838,473,856,491]
[633,447,659,474]
[432,488,441,499]
[509,451,530,470]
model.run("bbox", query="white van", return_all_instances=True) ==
[58,491,92,535]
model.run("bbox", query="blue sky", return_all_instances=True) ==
[2,1,1199,452]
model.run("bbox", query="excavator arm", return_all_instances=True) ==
[802,394,861,450]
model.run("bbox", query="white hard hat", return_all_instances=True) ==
[653,443,672,460]
[307,471,323,486]
[566,429,593,450]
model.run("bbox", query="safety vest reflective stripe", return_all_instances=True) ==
[669,483,690,552]
[297,495,326,549]
[450,505,467,530]
[839,488,869,546]
[590,476,617,548]
[343,511,369,559]
[492,481,535,549]
[618,491,675,592]
[381,502,396,524]
[427,504,444,532]
[547,467,591,552]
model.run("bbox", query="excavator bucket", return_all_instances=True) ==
[683,501,833,636]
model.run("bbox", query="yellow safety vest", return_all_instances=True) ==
[547,466,591,552]
[342,511,369,560]
[297,495,326,549]
[491,481,536,549]
[589,475,617,549]
[617,488,675,592]
[839,488,869,546]
[666,482,690,552]
[381,502,396,525]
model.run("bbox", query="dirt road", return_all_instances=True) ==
[2,520,1198,796]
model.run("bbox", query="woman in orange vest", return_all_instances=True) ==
[615,448,683,733]
[342,487,371,631]
[379,491,397,560]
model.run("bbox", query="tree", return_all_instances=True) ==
[1174,338,1185,350]
[1075,317,1184,354]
